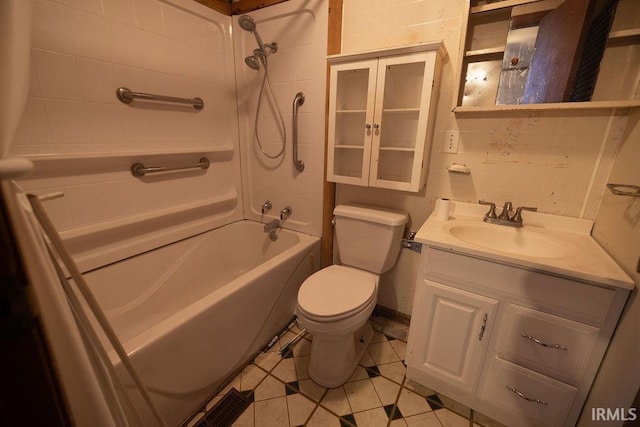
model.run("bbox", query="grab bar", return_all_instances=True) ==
[131,157,210,177]
[292,92,305,172]
[116,87,204,110]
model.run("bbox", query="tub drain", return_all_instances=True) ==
[196,388,251,427]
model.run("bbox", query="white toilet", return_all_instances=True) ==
[296,204,408,388]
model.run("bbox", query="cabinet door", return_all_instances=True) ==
[369,51,437,192]
[407,280,498,393]
[327,59,379,186]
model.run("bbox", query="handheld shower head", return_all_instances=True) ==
[238,15,256,32]
[244,55,260,70]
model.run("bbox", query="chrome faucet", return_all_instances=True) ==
[280,206,292,220]
[264,219,280,233]
[261,200,272,214]
[479,200,537,227]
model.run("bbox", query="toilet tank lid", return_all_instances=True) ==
[333,204,408,226]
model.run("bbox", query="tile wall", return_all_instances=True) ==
[13,0,244,269]
[234,0,328,237]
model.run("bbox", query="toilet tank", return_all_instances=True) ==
[334,204,408,274]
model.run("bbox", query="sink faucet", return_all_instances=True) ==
[264,219,280,233]
[478,200,537,227]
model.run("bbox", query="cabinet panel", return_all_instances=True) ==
[479,358,577,427]
[497,304,599,386]
[424,248,616,326]
[407,280,498,393]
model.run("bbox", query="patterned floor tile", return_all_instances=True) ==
[199,315,507,427]
[353,406,390,427]
[343,378,383,412]
[306,406,343,427]
[435,408,471,427]
[286,392,316,426]
[254,396,289,427]
[396,386,433,418]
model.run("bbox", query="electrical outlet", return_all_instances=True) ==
[444,130,459,153]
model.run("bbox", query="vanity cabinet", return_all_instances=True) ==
[407,247,630,427]
[327,43,444,192]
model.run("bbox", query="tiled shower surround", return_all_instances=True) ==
[187,317,504,427]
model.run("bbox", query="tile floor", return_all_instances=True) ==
[187,317,505,427]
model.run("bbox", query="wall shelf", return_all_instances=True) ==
[456,0,640,111]
[453,99,640,113]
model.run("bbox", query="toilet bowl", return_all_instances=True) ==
[296,204,408,388]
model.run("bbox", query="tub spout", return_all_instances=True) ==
[264,219,280,233]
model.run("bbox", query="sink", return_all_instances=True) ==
[446,223,567,259]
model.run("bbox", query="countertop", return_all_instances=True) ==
[415,201,634,290]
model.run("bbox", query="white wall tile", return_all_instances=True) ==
[132,0,164,34]
[65,7,112,62]
[102,0,136,25]
[31,0,74,54]
[106,19,141,67]
[32,49,83,100]
[76,57,117,103]
[64,0,104,16]
[43,99,92,143]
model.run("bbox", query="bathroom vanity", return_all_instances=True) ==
[406,201,634,427]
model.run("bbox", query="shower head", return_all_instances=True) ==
[244,55,260,70]
[238,15,256,32]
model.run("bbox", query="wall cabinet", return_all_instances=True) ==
[327,43,444,192]
[406,247,630,426]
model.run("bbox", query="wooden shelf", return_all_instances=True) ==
[336,109,367,114]
[453,99,640,113]
[382,108,421,113]
[379,146,416,152]
[471,0,543,14]
[465,47,505,60]
[334,144,364,150]
[608,28,640,44]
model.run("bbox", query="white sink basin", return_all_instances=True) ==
[445,223,567,259]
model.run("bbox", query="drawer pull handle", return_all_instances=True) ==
[521,334,568,350]
[506,386,548,405]
[478,313,488,341]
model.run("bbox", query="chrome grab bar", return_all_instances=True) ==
[607,183,640,197]
[117,87,204,110]
[292,92,305,172]
[131,157,210,177]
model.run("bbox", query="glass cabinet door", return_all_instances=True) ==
[369,52,436,191]
[327,59,378,186]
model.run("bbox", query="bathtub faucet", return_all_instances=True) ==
[264,219,280,233]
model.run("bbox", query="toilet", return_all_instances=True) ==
[296,204,408,388]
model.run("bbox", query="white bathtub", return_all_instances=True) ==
[83,220,321,426]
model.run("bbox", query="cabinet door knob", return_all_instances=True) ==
[373,123,380,129]
[365,123,371,130]
[478,313,488,341]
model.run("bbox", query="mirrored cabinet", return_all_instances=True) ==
[455,0,640,112]
[327,43,445,192]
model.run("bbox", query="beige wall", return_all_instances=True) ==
[337,0,632,315]
[581,112,640,425]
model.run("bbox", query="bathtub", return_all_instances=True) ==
[83,220,321,426]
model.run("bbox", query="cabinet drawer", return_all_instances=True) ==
[424,248,615,326]
[497,304,599,385]
[479,358,577,427]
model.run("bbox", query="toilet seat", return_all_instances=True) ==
[297,265,377,322]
